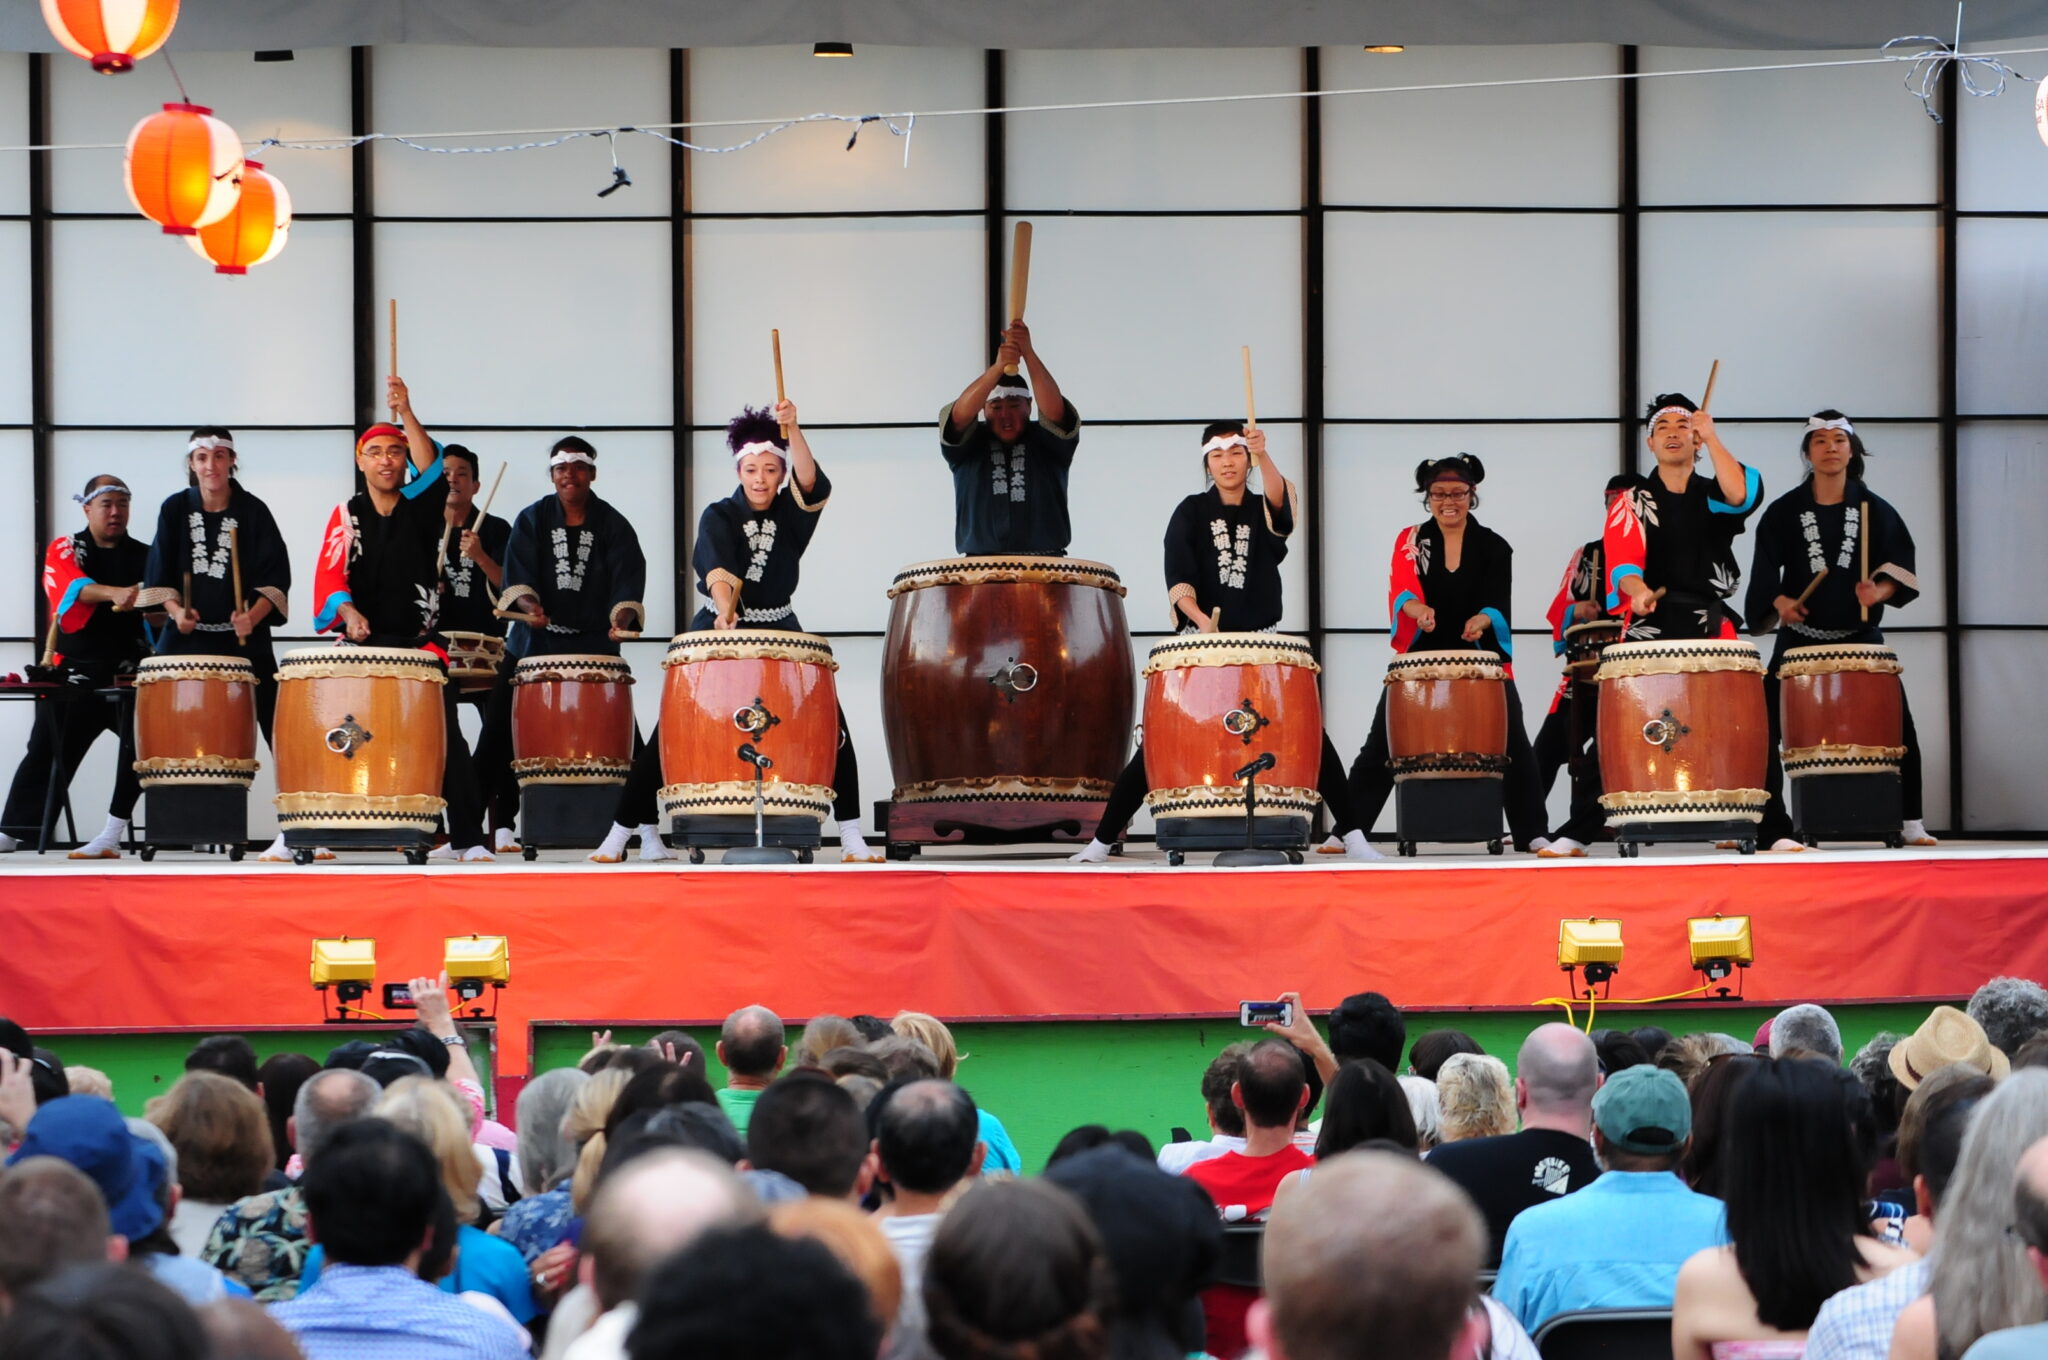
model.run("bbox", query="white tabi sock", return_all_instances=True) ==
[588,823,633,863]
[460,845,495,862]
[838,819,875,857]
[0,831,17,852]
[637,824,677,861]
[72,815,128,858]
[1067,839,1112,864]
[494,827,521,852]
[1342,829,1383,861]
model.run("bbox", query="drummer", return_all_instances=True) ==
[1742,411,1933,849]
[1533,477,1631,859]
[435,444,518,852]
[592,402,881,864]
[941,320,1079,555]
[1603,393,1762,640]
[309,376,491,861]
[1338,456,1549,853]
[1069,422,1379,863]
[135,427,297,862]
[0,476,149,858]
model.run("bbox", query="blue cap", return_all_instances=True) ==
[1591,1065,1692,1156]
[6,1095,167,1241]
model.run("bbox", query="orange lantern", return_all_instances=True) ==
[42,0,179,74]
[189,160,291,275]
[124,103,242,236]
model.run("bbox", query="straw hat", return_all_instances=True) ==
[1888,1005,2012,1089]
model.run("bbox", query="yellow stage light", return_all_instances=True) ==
[311,937,375,1015]
[445,934,510,1005]
[1689,915,1753,992]
[1558,918,1623,986]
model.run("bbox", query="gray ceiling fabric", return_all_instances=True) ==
[7,1,2048,53]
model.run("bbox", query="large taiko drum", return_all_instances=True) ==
[1384,651,1509,781]
[1140,633,1322,822]
[510,654,636,790]
[132,655,259,789]
[881,557,1134,831]
[442,631,506,694]
[274,647,446,837]
[1778,644,1906,780]
[658,630,839,822]
[1596,638,1768,828]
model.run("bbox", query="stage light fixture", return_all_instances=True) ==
[813,42,853,58]
[311,936,375,1008]
[444,934,510,1007]
[1688,914,1753,997]
[1558,918,1623,989]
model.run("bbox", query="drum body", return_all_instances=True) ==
[132,655,259,788]
[1140,634,1322,820]
[1596,639,1767,825]
[881,557,1134,819]
[510,655,636,789]
[1563,620,1623,681]
[1384,651,1509,781]
[659,631,839,821]
[273,647,446,835]
[442,631,506,694]
[1778,644,1906,778]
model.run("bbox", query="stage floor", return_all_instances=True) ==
[4,841,2044,1078]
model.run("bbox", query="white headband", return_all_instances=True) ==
[549,449,597,469]
[732,440,787,467]
[1202,435,1249,455]
[1805,416,1856,435]
[75,481,130,506]
[988,381,1030,401]
[187,435,235,454]
[1650,405,1694,424]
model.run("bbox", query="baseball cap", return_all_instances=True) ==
[1592,1065,1692,1155]
[5,1095,167,1241]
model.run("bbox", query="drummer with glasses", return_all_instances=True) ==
[941,320,1079,555]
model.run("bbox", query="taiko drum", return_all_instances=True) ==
[1140,633,1323,820]
[273,646,446,835]
[1596,638,1768,825]
[132,654,259,789]
[442,630,507,694]
[1384,650,1509,781]
[510,654,636,789]
[659,630,839,821]
[1778,644,1906,779]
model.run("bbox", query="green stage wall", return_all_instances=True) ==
[49,1004,1938,1173]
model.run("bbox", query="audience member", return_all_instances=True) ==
[495,1067,588,1266]
[1768,1003,1844,1064]
[1310,1058,1417,1161]
[629,1222,877,1360]
[1657,1032,1734,1090]
[1045,1144,1222,1360]
[601,1102,746,1175]
[1591,1028,1651,1074]
[0,1264,208,1360]
[184,1035,261,1092]
[1250,1150,1485,1360]
[256,1052,319,1174]
[850,1014,896,1044]
[645,1028,707,1071]
[1968,978,2048,1060]
[873,1079,984,1358]
[1849,1031,1907,1193]
[1495,1065,1727,1332]
[1887,1070,2048,1360]
[123,1117,255,1304]
[1408,1029,1483,1081]
[925,1178,1113,1360]
[1682,1052,1762,1196]
[1326,991,1405,1071]
[198,1296,307,1360]
[1631,1026,1675,1064]
[602,1060,719,1135]
[1157,1043,1250,1175]
[891,1012,1023,1173]
[1436,1053,1516,1143]
[144,1071,275,1257]
[567,1067,636,1216]
[869,1034,943,1084]
[797,1015,866,1069]
[1891,1006,2013,1089]
[770,1197,904,1337]
[1672,1058,1916,1360]
[1893,1065,1998,1251]
[746,1070,873,1200]
[1958,1134,2048,1360]
[1400,1074,1443,1149]
[62,1065,112,1100]
[1426,1023,1601,1266]
[820,1045,889,1083]
[716,1006,788,1138]
[0,1158,115,1311]
[270,1119,526,1360]
[1047,1124,1156,1166]
[2016,1034,2048,1072]
[839,1073,885,1110]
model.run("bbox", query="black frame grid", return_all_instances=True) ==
[7,48,2040,834]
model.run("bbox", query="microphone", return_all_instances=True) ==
[738,742,773,771]
[1233,751,1276,782]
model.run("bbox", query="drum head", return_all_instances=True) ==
[1141,632,1318,675]
[663,631,838,670]
[886,556,1127,599]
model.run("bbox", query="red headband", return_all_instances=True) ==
[1428,465,1471,488]
[356,424,407,453]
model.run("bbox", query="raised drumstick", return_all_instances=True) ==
[40,612,57,667]
[1859,498,1871,622]
[1700,359,1720,413]
[1003,221,1033,376]
[388,299,398,378]
[230,525,247,647]
[773,329,788,440]
[1793,566,1828,609]
[1242,346,1257,431]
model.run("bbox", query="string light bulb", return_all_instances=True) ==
[813,42,853,57]
[1363,44,1406,53]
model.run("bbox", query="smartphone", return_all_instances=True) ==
[1239,1000,1292,1028]
[382,982,417,1010]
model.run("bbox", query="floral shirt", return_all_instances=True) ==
[496,1186,575,1265]
[200,1184,311,1303]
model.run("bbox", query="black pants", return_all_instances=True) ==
[1757,676,1925,843]
[1091,733,1363,843]
[1,671,140,835]
[614,708,861,828]
[453,688,519,834]
[1532,698,1573,800]
[1346,680,1549,848]
[438,681,487,850]
[1549,683,1608,845]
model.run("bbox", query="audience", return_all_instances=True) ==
[869,1034,942,1083]
[0,1263,210,1360]
[0,1157,118,1311]
[1591,1028,1651,1074]
[1047,1124,1155,1165]
[1683,1051,1763,1196]
[1967,978,2048,1060]
[256,1053,320,1174]
[629,1222,877,1360]
[1631,1025,1675,1064]
[1428,1023,1602,1267]
[146,1072,276,1257]
[798,1015,866,1069]
[1435,1053,1516,1143]
[924,1179,1114,1360]
[1044,1145,1221,1360]
[1407,1029,1483,1082]
[746,1070,873,1200]
[872,1079,985,1358]
[185,1035,263,1093]
[1769,1003,1845,1065]
[1307,1058,1416,1160]
[769,1197,904,1338]
[62,1064,113,1100]
[890,1012,1024,1173]
[1399,1074,1443,1150]
[716,1006,788,1139]
[124,1117,256,1304]
[1958,1133,2048,1359]
[1326,991,1406,1071]
[1157,1043,1251,1175]
[494,1067,588,1266]
[1890,1006,2012,1088]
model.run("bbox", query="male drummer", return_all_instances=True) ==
[1534,477,1630,859]
[941,320,1079,555]
[436,444,517,852]
[309,376,490,861]
[0,476,149,858]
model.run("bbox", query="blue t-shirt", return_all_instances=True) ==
[1493,1170,1727,1334]
[977,1108,1022,1174]
[299,1223,536,1323]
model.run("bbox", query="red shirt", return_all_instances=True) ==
[1184,1144,1313,1220]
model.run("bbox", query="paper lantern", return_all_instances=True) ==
[189,160,290,274]
[124,103,242,236]
[41,0,179,74]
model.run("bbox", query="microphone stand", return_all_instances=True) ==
[725,739,798,865]
[1215,751,1287,867]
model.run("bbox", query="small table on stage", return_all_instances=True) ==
[0,677,127,853]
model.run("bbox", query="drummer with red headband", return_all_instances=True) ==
[308,376,491,861]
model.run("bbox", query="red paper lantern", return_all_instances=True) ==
[124,103,242,236]
[189,160,291,275]
[41,0,179,74]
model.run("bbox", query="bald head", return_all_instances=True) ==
[583,1148,761,1311]
[719,1005,787,1081]
[1257,1151,1484,1360]
[1518,1024,1600,1123]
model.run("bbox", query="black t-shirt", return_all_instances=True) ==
[1424,1127,1602,1267]
[939,401,1082,555]
[51,532,151,666]
[437,511,513,636]
[346,478,449,648]
[1162,484,1293,633]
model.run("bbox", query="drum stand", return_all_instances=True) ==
[139,786,248,862]
[1611,819,1757,857]
[1790,772,1905,848]
[1393,778,1505,857]
[724,742,799,865]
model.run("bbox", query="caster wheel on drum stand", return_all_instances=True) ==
[1487,839,1504,856]
[1737,839,1757,856]
[1886,834,1905,849]
[405,848,428,866]
[1286,850,1304,865]
[1108,843,1125,857]
[1618,842,1639,859]
[522,845,538,861]
[688,848,707,865]
[1167,851,1186,866]
[292,848,314,866]
[885,844,916,862]
[1802,836,1818,849]
[139,845,157,862]
[798,849,814,864]
[227,844,244,862]
[1398,841,1416,858]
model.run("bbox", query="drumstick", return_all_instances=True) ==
[1242,346,1257,431]
[772,329,789,441]
[493,608,534,623]
[388,299,398,380]
[1793,566,1828,609]
[230,525,247,647]
[1859,498,1871,622]
[1700,359,1720,413]
[475,461,507,523]
[183,571,193,626]
[1003,221,1032,376]
[40,612,57,666]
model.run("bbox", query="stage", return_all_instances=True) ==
[3,842,2044,1094]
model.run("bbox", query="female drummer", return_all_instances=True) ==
[1338,456,1548,852]
[1069,421,1378,863]
[590,401,881,864]
[1743,411,1934,849]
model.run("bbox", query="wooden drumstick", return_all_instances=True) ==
[1242,346,1257,431]
[1859,498,1871,621]
[1793,566,1828,609]
[388,299,398,379]
[40,612,58,667]
[230,525,247,647]
[1003,221,1032,376]
[493,608,534,623]
[476,461,508,523]
[183,571,194,626]
[1700,359,1720,413]
[772,329,789,439]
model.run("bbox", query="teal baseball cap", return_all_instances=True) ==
[1592,1065,1692,1155]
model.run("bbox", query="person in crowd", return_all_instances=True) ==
[1593,1029,1651,1073]
[602,1061,719,1136]
[768,1197,905,1345]
[1327,990,1406,1071]
[0,1157,121,1311]
[198,1297,307,1360]
[1890,1006,2012,1090]
[628,1221,879,1360]
[1657,1033,1744,1090]
[2021,1036,2048,1071]
[822,1046,889,1083]
[872,1079,985,1358]
[183,1035,261,1092]
[201,1066,381,1301]
[1769,1003,1845,1064]
[798,1016,866,1070]
[1957,1135,2048,1360]
[924,1179,1115,1360]
[1250,1150,1489,1360]
[1632,1027,1676,1064]
[565,1068,636,1223]
[1885,1070,2048,1360]
[1427,1023,1603,1267]
[890,1012,1022,1174]
[1400,1074,1443,1150]
[1310,1058,1418,1159]
[1047,1125,1155,1166]
[1849,1032,1908,1195]
[1157,1043,1251,1175]
[1435,1053,1517,1143]
[869,1035,942,1084]
[745,1071,873,1201]
[143,1071,274,1258]
[1495,1066,1727,1332]
[1682,1052,1763,1196]
[61,1065,112,1100]
[122,1118,255,1305]
[493,1067,588,1267]
[1671,1059,1917,1360]
[1968,979,2048,1062]
[1408,1030,1484,1082]
[1806,1068,1989,1360]
[270,1119,525,1359]
[716,1005,787,1139]
[0,1264,209,1360]
[1045,1144,1223,1360]
[256,1053,320,1174]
